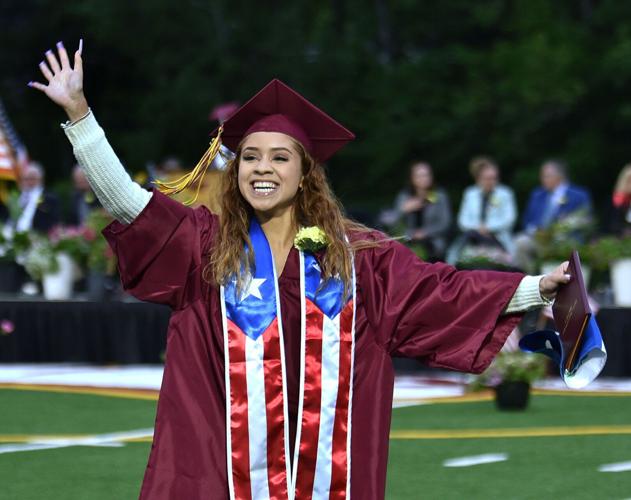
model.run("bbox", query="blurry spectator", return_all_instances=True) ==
[0,161,60,233]
[447,157,516,264]
[67,164,101,226]
[514,159,592,272]
[610,164,631,237]
[391,161,451,260]
[521,160,592,233]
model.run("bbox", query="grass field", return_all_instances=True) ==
[1,387,630,499]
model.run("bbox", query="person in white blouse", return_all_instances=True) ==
[447,157,517,264]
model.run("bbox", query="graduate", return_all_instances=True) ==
[29,41,570,500]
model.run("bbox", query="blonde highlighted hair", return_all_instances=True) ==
[614,164,631,195]
[204,138,381,295]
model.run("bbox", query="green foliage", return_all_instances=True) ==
[85,209,117,274]
[534,209,594,262]
[1,1,631,219]
[0,228,32,263]
[588,236,631,271]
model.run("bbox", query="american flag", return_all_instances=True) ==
[0,99,27,182]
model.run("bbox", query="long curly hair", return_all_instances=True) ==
[205,137,381,295]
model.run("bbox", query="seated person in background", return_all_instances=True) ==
[522,159,592,233]
[392,161,451,260]
[447,157,516,264]
[67,164,101,226]
[610,164,631,237]
[514,159,592,273]
[0,161,60,233]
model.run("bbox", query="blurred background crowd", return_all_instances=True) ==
[3,1,631,304]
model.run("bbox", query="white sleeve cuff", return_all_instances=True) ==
[505,275,553,314]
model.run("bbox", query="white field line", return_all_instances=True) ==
[443,453,509,468]
[598,461,631,472]
[0,428,154,455]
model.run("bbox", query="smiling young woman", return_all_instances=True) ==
[29,41,570,500]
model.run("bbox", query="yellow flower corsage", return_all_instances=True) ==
[426,191,438,204]
[294,226,329,252]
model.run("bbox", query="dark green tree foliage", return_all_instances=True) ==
[1,0,631,222]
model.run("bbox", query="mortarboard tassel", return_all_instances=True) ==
[154,125,224,206]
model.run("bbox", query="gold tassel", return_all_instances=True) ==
[154,125,224,206]
[0,181,8,205]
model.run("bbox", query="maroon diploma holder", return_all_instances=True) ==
[551,250,592,372]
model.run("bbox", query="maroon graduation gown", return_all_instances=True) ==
[103,191,524,499]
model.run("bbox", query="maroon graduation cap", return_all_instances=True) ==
[218,78,355,163]
[155,79,355,204]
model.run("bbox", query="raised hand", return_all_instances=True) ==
[28,40,89,122]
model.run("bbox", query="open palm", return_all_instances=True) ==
[29,40,88,119]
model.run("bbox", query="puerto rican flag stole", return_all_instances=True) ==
[220,219,356,500]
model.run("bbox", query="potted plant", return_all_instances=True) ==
[588,236,631,306]
[0,225,32,293]
[456,245,515,271]
[469,350,547,410]
[23,226,90,300]
[534,209,594,285]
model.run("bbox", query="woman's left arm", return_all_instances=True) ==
[504,262,570,314]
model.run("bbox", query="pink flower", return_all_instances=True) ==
[1,319,15,335]
[82,228,97,241]
[48,226,62,244]
[65,227,82,238]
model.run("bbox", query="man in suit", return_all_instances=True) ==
[522,160,592,233]
[1,161,61,234]
[514,159,592,272]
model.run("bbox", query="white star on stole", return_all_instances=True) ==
[241,277,266,301]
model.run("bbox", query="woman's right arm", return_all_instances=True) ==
[28,40,151,224]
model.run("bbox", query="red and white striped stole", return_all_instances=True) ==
[220,220,355,499]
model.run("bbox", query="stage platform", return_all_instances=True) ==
[1,300,630,377]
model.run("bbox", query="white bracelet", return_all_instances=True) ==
[60,108,92,129]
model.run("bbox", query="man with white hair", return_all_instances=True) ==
[12,161,60,233]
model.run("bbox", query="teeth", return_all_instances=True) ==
[253,181,277,188]
[252,181,278,195]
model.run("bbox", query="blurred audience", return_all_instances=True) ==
[0,161,60,233]
[390,161,451,260]
[610,164,631,237]
[514,159,593,272]
[521,159,592,233]
[67,164,101,226]
[447,157,516,264]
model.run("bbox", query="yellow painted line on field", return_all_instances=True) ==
[390,425,631,440]
[532,389,631,398]
[0,383,158,401]
[0,434,153,443]
[1,383,630,404]
[397,393,494,405]
[398,389,631,406]
[4,424,631,444]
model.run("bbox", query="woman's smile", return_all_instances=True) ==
[250,180,280,196]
